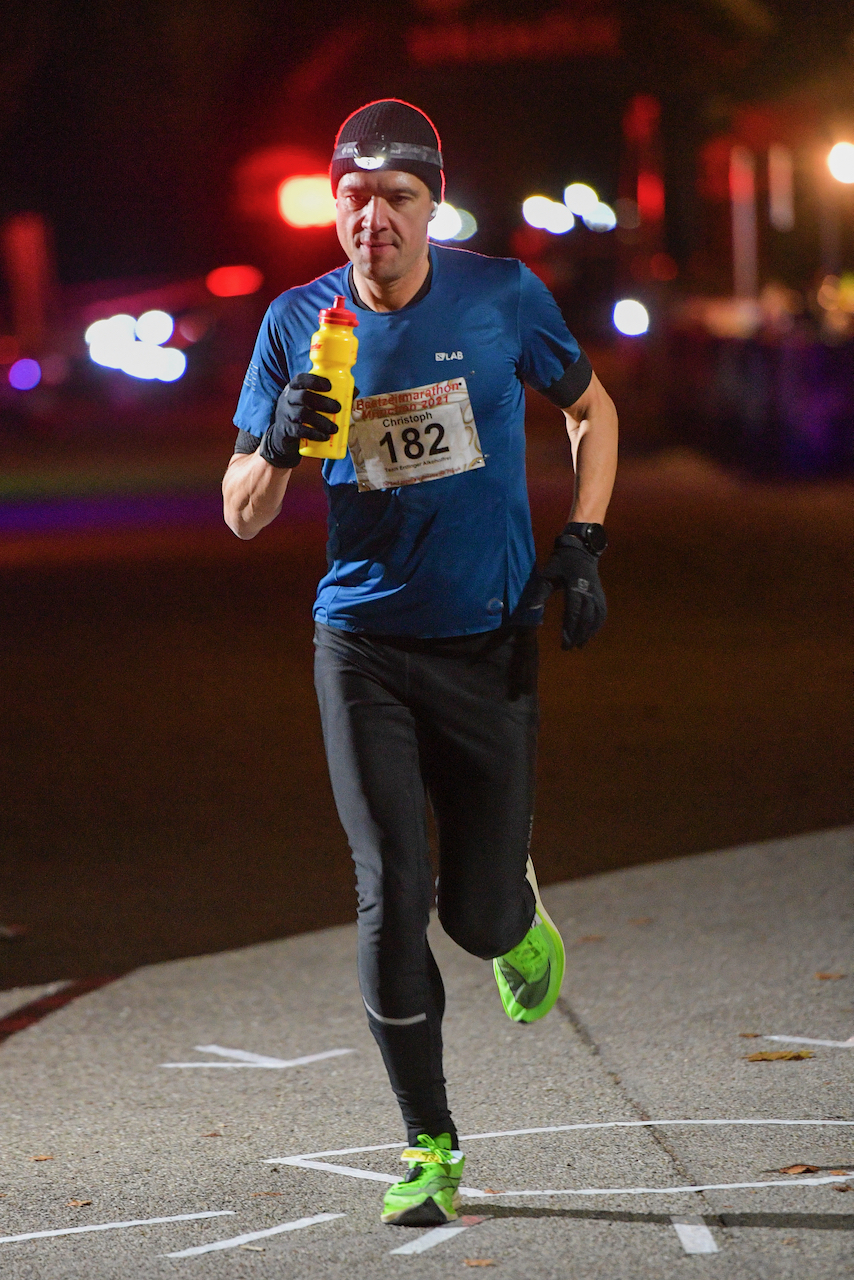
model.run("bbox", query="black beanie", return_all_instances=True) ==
[330,99,444,203]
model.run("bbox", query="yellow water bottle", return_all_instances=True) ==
[299,295,359,460]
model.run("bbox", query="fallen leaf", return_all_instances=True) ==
[464,1263,495,1268]
[816,972,845,980]
[201,1132,222,1138]
[746,1050,814,1061]
[738,1032,761,1038]
[628,917,652,925]
[483,1189,504,1195]
[783,1238,798,1245]
[780,1164,819,1175]
[461,1216,487,1226]
[251,1191,283,1197]
[30,1155,54,1162]
[578,934,605,943]
[833,1184,851,1193]
[240,1244,265,1250]
[829,1170,851,1176]
[67,1199,91,1208]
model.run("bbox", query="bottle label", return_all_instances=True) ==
[348,378,485,492]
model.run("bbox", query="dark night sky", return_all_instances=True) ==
[1,0,853,286]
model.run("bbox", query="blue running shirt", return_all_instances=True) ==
[233,243,590,638]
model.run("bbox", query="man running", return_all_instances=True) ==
[223,99,618,1226]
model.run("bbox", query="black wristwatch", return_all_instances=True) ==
[557,522,608,556]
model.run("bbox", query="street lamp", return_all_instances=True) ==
[827,142,854,184]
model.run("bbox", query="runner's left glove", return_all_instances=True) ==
[536,529,607,649]
[258,373,341,469]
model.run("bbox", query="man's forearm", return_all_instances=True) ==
[563,372,618,524]
[222,450,292,539]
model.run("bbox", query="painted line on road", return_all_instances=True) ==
[0,975,121,1047]
[161,1045,354,1069]
[267,1117,854,1163]
[389,1225,469,1255]
[162,1212,344,1257]
[0,1211,234,1246]
[671,1216,719,1255]
[764,1034,854,1049]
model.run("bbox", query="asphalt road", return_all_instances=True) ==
[0,828,850,1279]
[0,427,852,986]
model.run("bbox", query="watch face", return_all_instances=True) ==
[586,524,608,554]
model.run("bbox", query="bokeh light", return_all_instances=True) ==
[613,299,650,336]
[278,175,336,227]
[583,201,617,232]
[8,358,41,390]
[206,265,263,297]
[135,310,173,345]
[827,142,854,184]
[563,183,599,217]
[85,312,187,381]
[429,202,463,240]
[522,196,574,234]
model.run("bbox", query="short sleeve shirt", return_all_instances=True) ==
[233,243,590,638]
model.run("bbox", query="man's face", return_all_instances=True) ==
[335,170,434,284]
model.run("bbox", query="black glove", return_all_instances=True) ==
[537,529,607,650]
[258,373,341,469]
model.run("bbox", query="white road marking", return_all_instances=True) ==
[0,1211,234,1246]
[270,1120,854,1202]
[764,1034,854,1048]
[265,1117,854,1163]
[161,1212,344,1257]
[161,1045,354,1069]
[389,1225,469,1255]
[671,1216,719,1254]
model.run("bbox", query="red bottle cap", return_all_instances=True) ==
[319,295,358,327]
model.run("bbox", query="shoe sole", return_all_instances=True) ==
[382,1191,461,1226]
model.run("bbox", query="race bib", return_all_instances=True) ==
[348,377,485,492]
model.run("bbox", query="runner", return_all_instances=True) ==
[222,99,618,1226]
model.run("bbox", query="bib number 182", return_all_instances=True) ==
[378,422,450,463]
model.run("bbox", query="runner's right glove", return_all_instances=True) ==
[259,373,341,469]
[538,529,607,650]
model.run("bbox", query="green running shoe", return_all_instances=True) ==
[493,856,565,1024]
[381,1133,465,1226]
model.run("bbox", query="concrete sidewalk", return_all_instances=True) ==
[0,827,851,1278]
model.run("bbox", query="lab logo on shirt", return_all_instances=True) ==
[435,350,463,361]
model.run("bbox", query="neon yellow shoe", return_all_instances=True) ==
[493,857,565,1023]
[381,1133,464,1226]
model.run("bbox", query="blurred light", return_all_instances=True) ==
[86,314,136,368]
[827,142,854,184]
[583,201,617,232]
[637,170,665,221]
[522,195,555,229]
[85,312,187,382]
[8,358,41,390]
[135,310,173,345]
[522,196,574,234]
[206,265,263,297]
[613,299,649,336]
[178,312,212,342]
[278,175,336,227]
[768,144,795,231]
[0,335,20,365]
[563,183,599,216]
[429,202,463,240]
[453,209,478,241]
[615,197,640,230]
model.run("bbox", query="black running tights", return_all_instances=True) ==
[313,622,538,1146]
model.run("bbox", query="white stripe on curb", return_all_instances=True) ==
[671,1216,719,1254]
[162,1213,344,1257]
[0,1211,234,1246]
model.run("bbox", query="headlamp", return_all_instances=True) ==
[333,136,443,172]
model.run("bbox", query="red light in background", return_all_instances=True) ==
[206,265,263,297]
[0,335,20,365]
[649,252,678,282]
[637,171,665,222]
[277,176,336,229]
